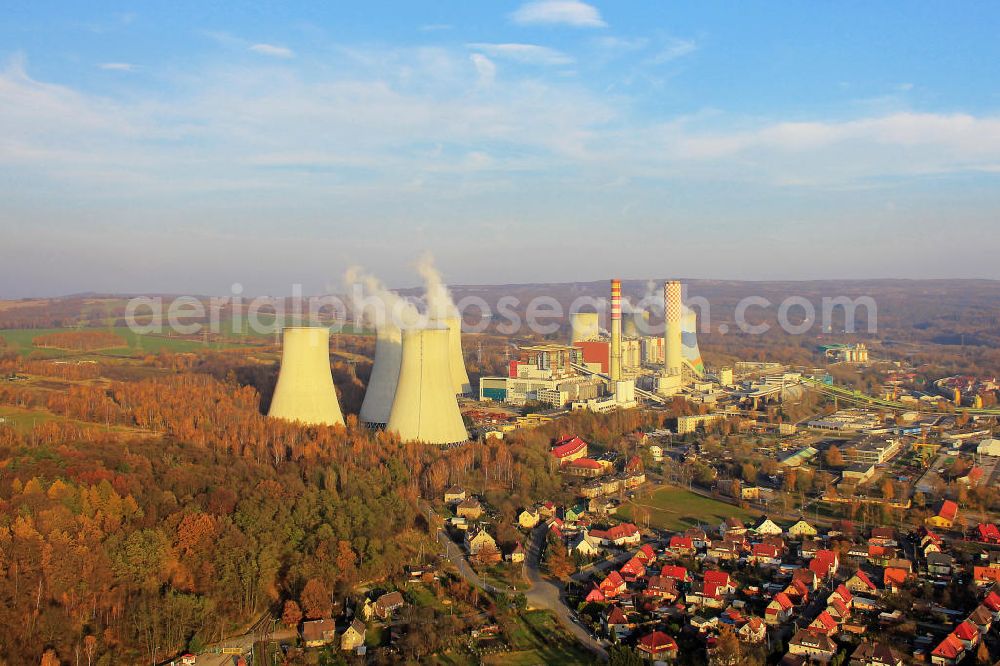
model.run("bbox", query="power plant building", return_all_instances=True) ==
[268,327,345,427]
[359,321,404,427]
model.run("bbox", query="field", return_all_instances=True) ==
[485,610,593,666]
[617,485,755,532]
[0,326,263,358]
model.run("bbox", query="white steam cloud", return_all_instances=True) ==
[416,253,459,319]
[343,265,421,330]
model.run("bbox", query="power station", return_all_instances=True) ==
[358,321,403,427]
[268,327,346,426]
[387,326,469,445]
[436,316,472,395]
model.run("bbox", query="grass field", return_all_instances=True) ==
[485,610,593,666]
[617,485,756,532]
[0,326,262,357]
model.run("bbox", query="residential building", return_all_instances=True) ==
[787,629,837,663]
[443,485,466,503]
[302,618,337,648]
[456,497,483,520]
[636,631,679,661]
[925,500,959,529]
[340,619,366,651]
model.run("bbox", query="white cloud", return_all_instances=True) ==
[647,38,697,64]
[98,62,136,72]
[248,43,294,58]
[510,0,607,28]
[470,53,496,87]
[467,43,573,65]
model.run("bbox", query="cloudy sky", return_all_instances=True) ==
[2,1,1000,297]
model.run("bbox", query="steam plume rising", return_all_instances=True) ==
[343,266,420,329]
[416,253,459,319]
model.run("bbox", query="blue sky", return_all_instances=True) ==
[2,1,1000,297]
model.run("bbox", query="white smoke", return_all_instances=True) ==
[416,253,459,319]
[343,266,421,330]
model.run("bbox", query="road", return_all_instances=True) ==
[190,616,296,666]
[524,526,609,661]
[420,500,608,661]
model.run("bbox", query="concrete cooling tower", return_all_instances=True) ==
[681,305,705,375]
[570,312,601,344]
[359,322,402,427]
[268,327,345,426]
[387,327,469,445]
[623,311,650,338]
[435,317,471,395]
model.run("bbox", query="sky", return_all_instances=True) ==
[2,1,1000,297]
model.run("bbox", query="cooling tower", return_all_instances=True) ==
[359,322,402,427]
[434,317,471,395]
[268,327,345,426]
[570,312,601,344]
[664,281,683,377]
[623,311,649,338]
[681,304,705,375]
[387,326,469,445]
[610,279,622,381]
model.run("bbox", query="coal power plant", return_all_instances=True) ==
[268,327,345,426]
[358,320,403,427]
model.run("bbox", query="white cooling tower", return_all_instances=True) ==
[268,327,345,426]
[623,311,650,338]
[359,322,402,427]
[570,312,601,344]
[435,317,471,395]
[387,327,469,445]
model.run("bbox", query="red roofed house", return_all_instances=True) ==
[585,586,606,603]
[565,457,604,477]
[829,584,853,608]
[793,568,818,592]
[952,621,980,649]
[925,500,959,529]
[983,590,1000,616]
[973,566,1000,587]
[739,616,767,644]
[978,523,1000,544]
[604,605,631,638]
[620,557,646,582]
[749,543,782,566]
[931,633,965,666]
[660,564,689,583]
[845,570,878,595]
[635,543,656,563]
[808,610,839,637]
[766,592,794,625]
[810,550,839,580]
[600,571,626,598]
[637,631,679,660]
[668,535,695,556]
[643,575,679,602]
[704,570,736,594]
[605,523,642,546]
[883,567,909,593]
[550,435,588,466]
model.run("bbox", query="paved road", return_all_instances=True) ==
[524,526,609,661]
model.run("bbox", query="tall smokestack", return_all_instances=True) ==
[610,278,622,381]
[387,326,469,445]
[664,281,682,377]
[268,327,345,426]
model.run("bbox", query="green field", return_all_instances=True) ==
[488,610,593,666]
[617,485,755,532]
[0,326,262,357]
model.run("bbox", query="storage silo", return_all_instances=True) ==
[570,312,601,344]
[387,326,469,445]
[268,327,345,426]
[434,316,471,395]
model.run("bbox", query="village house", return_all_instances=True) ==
[668,535,695,557]
[302,618,337,648]
[340,619,366,652]
[456,497,483,520]
[787,519,818,539]
[809,549,839,580]
[660,564,690,584]
[845,570,878,596]
[849,640,903,666]
[518,507,540,529]
[372,591,405,621]
[465,527,499,559]
[753,516,783,536]
[507,542,526,563]
[569,531,602,558]
[443,485,466,504]
[925,499,959,529]
[766,592,795,625]
[636,631,679,661]
[600,571,627,599]
[787,629,837,663]
[603,606,632,638]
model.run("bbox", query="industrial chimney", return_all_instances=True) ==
[387,326,469,445]
[433,316,471,395]
[610,279,622,381]
[268,327,345,426]
[359,322,403,427]
[664,281,683,377]
[570,312,601,344]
